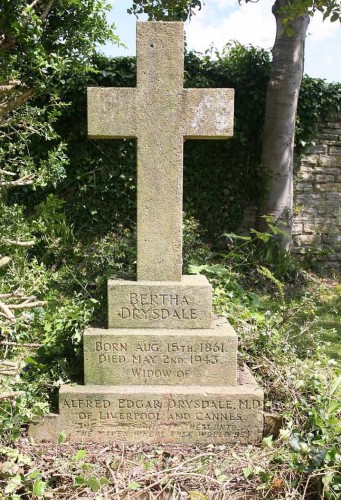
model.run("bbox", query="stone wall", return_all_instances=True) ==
[293,112,341,271]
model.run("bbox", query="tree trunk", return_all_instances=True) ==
[259,0,309,249]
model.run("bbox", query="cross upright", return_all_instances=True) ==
[88,22,234,282]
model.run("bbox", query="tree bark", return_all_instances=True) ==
[259,0,309,249]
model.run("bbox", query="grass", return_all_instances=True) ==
[314,282,341,362]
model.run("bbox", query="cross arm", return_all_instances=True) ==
[87,88,137,139]
[182,88,234,140]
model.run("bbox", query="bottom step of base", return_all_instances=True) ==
[30,368,263,445]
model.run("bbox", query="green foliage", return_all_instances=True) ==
[296,77,341,154]
[191,252,340,496]
[0,446,45,497]
[0,445,111,497]
[277,0,341,23]
[0,1,120,446]
[9,45,269,246]
[130,0,341,24]
[127,0,201,20]
[0,0,119,191]
[12,46,341,248]
[184,44,271,238]
[0,241,96,441]
[0,0,118,90]
[188,218,298,286]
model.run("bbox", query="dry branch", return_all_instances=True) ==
[5,239,36,247]
[0,391,25,400]
[27,0,40,9]
[0,169,16,176]
[0,88,35,120]
[0,361,17,367]
[0,81,21,95]
[0,300,15,319]
[40,0,54,20]
[0,257,11,268]
[9,300,47,309]
[0,341,42,348]
[0,292,25,299]
[0,174,35,188]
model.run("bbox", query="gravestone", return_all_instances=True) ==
[30,22,263,444]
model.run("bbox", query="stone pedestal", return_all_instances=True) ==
[30,276,264,445]
[107,275,212,329]
[58,369,262,444]
[84,318,238,386]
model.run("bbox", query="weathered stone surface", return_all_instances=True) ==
[29,414,59,442]
[58,368,263,444]
[88,22,233,281]
[108,275,212,329]
[292,114,341,270]
[84,318,237,386]
[330,146,341,156]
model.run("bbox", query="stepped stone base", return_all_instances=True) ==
[29,368,263,445]
[84,318,237,386]
[108,275,212,329]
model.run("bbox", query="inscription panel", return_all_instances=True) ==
[108,275,212,329]
[84,320,237,386]
[59,380,263,445]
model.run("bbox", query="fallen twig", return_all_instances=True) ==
[4,239,36,247]
[0,361,17,367]
[0,81,21,95]
[0,88,35,120]
[0,169,16,176]
[0,257,11,268]
[0,292,27,299]
[9,300,47,309]
[0,300,15,319]
[0,174,35,188]
[27,0,40,9]
[0,391,25,400]
[0,341,42,348]
[127,471,227,498]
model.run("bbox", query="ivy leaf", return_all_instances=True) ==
[243,467,253,479]
[33,479,46,497]
[262,435,273,448]
[27,470,42,480]
[86,477,101,492]
[73,449,87,461]
[128,481,141,490]
[5,475,22,494]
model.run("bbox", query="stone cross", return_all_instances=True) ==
[88,22,234,282]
